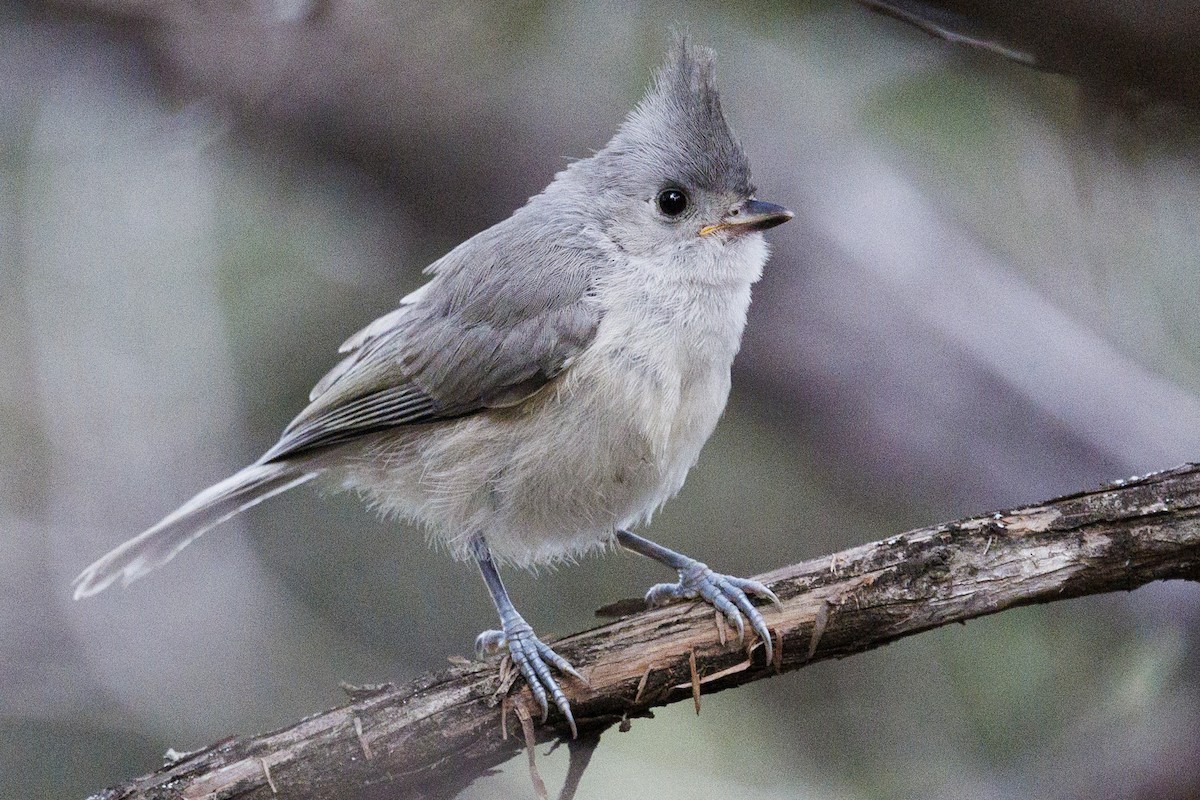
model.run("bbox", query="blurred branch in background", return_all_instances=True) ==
[41,0,599,242]
[86,463,1200,800]
[859,0,1200,108]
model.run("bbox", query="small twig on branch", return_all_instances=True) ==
[87,463,1200,800]
[859,0,1038,66]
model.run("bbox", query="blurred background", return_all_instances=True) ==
[3,1,1200,798]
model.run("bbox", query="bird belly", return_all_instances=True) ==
[335,342,731,568]
[337,284,748,568]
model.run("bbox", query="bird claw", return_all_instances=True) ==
[645,561,780,662]
[475,619,580,738]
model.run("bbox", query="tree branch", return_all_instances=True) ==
[857,0,1200,108]
[87,463,1200,800]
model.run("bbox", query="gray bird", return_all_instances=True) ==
[73,38,793,736]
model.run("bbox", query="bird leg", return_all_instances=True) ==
[615,528,781,662]
[472,536,580,738]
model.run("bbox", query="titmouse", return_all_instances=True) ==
[73,38,793,736]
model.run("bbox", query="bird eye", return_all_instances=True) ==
[656,188,689,217]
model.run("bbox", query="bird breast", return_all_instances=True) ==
[340,242,764,568]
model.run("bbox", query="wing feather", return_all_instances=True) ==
[263,205,604,463]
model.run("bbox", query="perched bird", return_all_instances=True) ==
[73,38,793,736]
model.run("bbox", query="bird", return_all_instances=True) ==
[73,37,794,737]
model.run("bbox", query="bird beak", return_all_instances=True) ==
[699,199,794,237]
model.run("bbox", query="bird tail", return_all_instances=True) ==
[72,461,320,599]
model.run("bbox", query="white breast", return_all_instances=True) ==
[582,233,768,522]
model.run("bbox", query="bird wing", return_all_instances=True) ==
[260,215,604,463]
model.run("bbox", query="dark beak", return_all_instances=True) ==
[700,199,794,236]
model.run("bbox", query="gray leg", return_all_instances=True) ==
[472,536,580,737]
[616,529,781,662]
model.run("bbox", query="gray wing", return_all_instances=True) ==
[260,211,604,463]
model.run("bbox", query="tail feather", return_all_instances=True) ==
[72,462,320,599]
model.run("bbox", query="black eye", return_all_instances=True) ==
[656,188,688,217]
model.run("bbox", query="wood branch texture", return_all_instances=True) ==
[88,463,1200,800]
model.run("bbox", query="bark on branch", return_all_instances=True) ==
[87,463,1200,800]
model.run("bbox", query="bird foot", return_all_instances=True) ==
[476,618,581,738]
[645,560,781,662]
